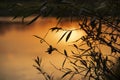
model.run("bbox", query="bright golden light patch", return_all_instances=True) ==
[55,28,84,43]
[69,30,83,42]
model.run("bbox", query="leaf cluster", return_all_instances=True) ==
[33,15,120,80]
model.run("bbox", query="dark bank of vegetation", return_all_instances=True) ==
[3,0,120,80]
[1,0,120,17]
[0,0,43,16]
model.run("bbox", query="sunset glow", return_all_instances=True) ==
[0,17,119,80]
[0,17,84,80]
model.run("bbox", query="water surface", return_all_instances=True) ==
[0,17,84,80]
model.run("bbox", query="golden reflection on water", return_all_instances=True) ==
[0,17,84,80]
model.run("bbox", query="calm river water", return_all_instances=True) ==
[0,17,84,80]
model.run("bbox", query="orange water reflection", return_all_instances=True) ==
[0,17,84,80]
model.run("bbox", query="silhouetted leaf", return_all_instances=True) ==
[33,35,41,39]
[62,58,67,68]
[71,51,75,54]
[27,14,40,25]
[70,61,77,68]
[50,27,62,32]
[33,65,42,72]
[80,60,87,68]
[33,35,44,43]
[80,48,92,56]
[64,49,68,57]
[34,56,41,67]
[46,74,51,80]
[36,67,41,72]
[66,31,72,42]
[73,66,78,72]
[57,31,68,43]
[37,56,39,61]
[73,44,78,49]
[61,71,72,79]
[79,48,85,51]
[46,45,56,54]
[56,17,62,26]
[90,61,95,67]
[81,36,86,41]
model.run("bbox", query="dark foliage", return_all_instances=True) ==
[33,15,120,80]
[9,0,120,80]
